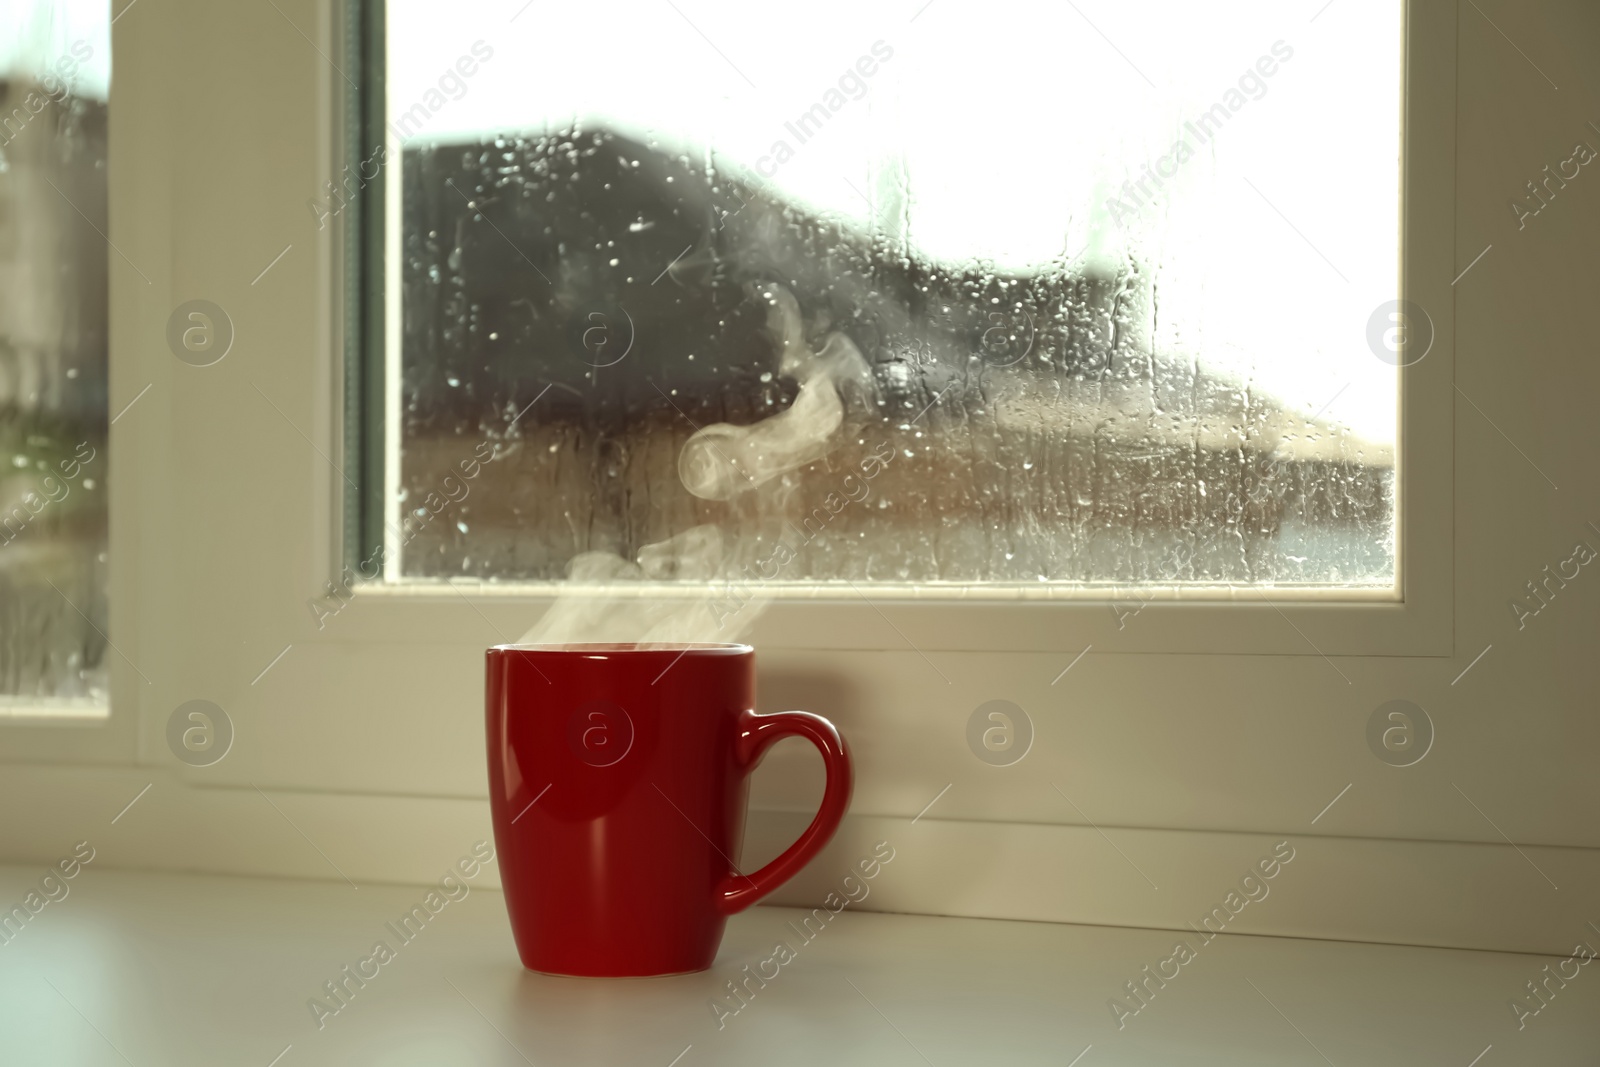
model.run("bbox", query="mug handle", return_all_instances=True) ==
[714,709,854,915]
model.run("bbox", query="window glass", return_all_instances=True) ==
[0,0,110,707]
[382,0,1401,590]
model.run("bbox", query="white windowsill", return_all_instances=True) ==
[1,864,1592,1065]
[0,697,107,723]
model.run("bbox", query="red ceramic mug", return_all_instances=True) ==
[486,642,853,977]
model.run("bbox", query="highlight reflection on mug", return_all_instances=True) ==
[567,700,634,767]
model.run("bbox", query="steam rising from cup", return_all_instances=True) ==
[518,283,873,645]
[678,286,871,501]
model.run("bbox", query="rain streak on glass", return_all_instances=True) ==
[385,0,1400,589]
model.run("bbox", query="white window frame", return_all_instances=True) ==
[16,1,1600,963]
[354,0,1453,658]
[2,0,1456,766]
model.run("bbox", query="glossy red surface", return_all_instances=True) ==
[486,643,853,977]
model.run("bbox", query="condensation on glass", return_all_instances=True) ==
[0,1,109,705]
[385,1,1400,590]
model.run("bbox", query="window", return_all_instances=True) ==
[0,0,1459,814]
[370,1,1403,596]
[0,0,110,713]
[11,0,1596,963]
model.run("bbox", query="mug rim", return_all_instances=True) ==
[489,642,753,655]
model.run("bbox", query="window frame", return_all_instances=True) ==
[346,0,1453,658]
[0,0,1456,778]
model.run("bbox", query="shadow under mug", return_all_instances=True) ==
[485,642,853,977]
